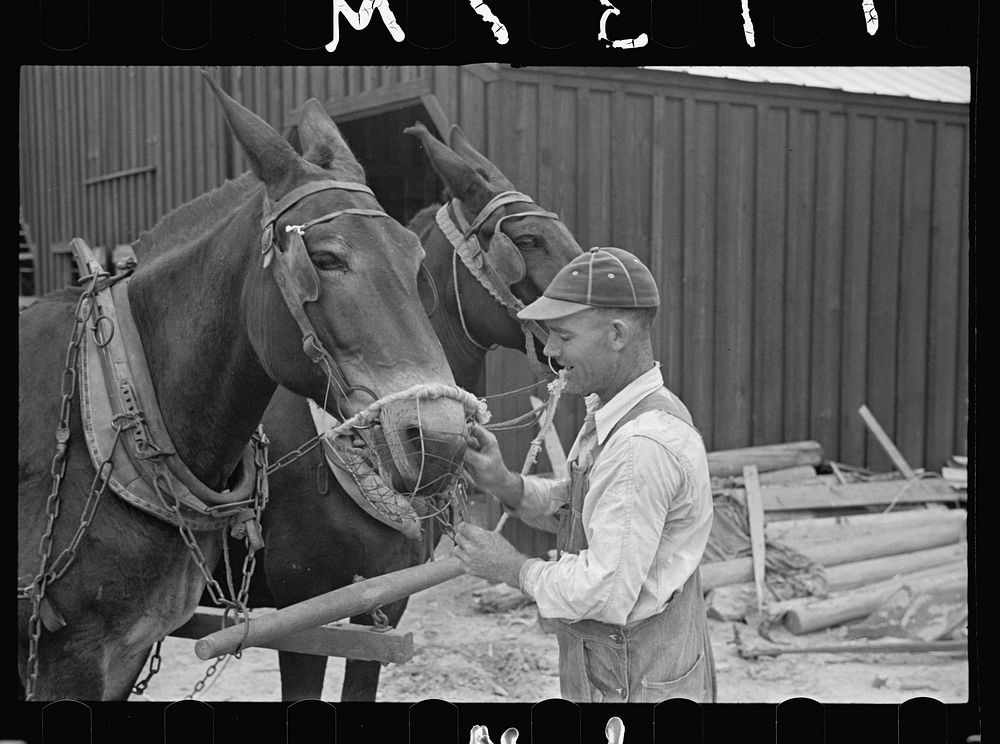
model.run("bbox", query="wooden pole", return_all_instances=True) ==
[196,374,569,660]
[858,404,918,480]
[765,505,954,548]
[195,556,465,660]
[701,517,966,591]
[742,638,967,658]
[779,563,966,634]
[706,440,824,478]
[744,465,766,615]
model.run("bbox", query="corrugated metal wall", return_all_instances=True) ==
[19,65,970,558]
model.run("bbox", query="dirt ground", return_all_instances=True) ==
[136,539,970,704]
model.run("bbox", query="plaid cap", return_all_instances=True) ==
[517,246,659,321]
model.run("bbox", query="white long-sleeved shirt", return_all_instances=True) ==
[515,365,713,626]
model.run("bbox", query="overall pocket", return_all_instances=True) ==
[637,650,711,703]
[582,639,628,703]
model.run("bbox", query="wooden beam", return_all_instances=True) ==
[778,563,966,634]
[765,504,954,548]
[701,516,966,591]
[172,610,414,663]
[717,477,963,512]
[707,440,824,478]
[286,79,434,129]
[741,638,967,658]
[743,465,766,614]
[858,404,918,480]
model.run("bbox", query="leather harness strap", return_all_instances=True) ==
[437,192,554,348]
[260,179,398,407]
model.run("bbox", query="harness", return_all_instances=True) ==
[260,179,399,413]
[79,275,263,531]
[434,190,558,377]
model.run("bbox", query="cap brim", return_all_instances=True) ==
[516,296,593,321]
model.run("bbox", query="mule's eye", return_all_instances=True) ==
[311,251,349,272]
[515,235,538,251]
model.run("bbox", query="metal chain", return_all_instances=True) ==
[265,431,325,475]
[23,275,107,701]
[184,654,230,700]
[131,640,162,696]
[179,427,270,699]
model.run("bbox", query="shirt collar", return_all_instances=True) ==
[586,364,665,446]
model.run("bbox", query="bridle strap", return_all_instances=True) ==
[261,179,394,410]
[439,197,552,348]
[260,180,376,234]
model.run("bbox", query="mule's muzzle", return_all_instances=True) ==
[376,397,469,497]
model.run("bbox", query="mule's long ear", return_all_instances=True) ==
[448,124,516,190]
[202,70,304,196]
[296,99,365,181]
[405,122,493,215]
[500,728,519,744]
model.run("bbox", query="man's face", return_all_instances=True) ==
[542,309,617,396]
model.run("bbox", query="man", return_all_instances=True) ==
[453,246,717,703]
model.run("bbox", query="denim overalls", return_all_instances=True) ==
[552,389,717,703]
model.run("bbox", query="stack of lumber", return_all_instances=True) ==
[698,440,968,635]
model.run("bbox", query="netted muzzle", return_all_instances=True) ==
[311,383,489,539]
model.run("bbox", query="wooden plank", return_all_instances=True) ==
[713,102,754,448]
[839,113,876,466]
[821,544,966,593]
[743,639,967,658]
[810,110,847,458]
[662,96,685,390]
[779,563,966,634]
[172,611,414,663]
[925,122,965,469]
[866,116,905,470]
[783,107,817,443]
[955,130,970,459]
[195,558,465,660]
[683,99,716,445]
[896,119,935,469]
[536,82,555,209]
[702,519,965,591]
[321,79,433,126]
[551,85,578,234]
[707,440,823,477]
[759,478,962,511]
[752,103,787,446]
[858,404,917,480]
[744,465,765,614]
[765,504,954,546]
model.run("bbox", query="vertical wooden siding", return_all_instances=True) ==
[20,66,970,558]
[475,68,970,535]
[19,65,431,294]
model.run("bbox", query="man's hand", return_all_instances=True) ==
[453,522,529,588]
[464,423,524,509]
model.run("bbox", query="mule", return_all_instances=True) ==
[17,77,469,701]
[214,115,583,701]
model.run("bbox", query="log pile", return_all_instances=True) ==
[698,438,969,640]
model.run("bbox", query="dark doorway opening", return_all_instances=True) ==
[337,103,445,227]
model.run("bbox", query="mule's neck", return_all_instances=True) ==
[127,209,276,491]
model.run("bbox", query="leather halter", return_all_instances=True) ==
[437,190,557,351]
[259,179,396,409]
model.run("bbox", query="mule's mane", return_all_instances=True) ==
[132,172,262,260]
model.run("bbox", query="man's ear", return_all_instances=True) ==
[609,318,631,350]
